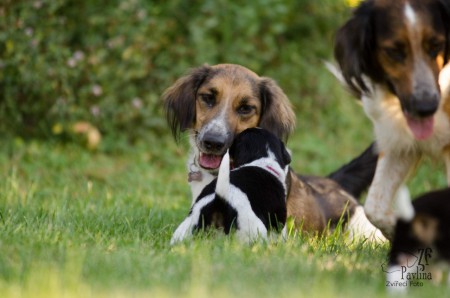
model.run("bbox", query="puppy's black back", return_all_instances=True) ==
[230,167,287,230]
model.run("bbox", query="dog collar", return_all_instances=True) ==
[265,165,281,179]
[188,160,203,182]
[188,171,203,182]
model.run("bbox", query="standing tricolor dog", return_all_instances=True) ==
[332,0,450,238]
[171,128,290,244]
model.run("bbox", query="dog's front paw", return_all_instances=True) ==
[171,217,194,245]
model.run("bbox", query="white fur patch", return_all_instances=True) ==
[347,206,387,243]
[187,135,216,205]
[215,150,230,199]
[223,185,268,242]
[440,64,450,95]
[239,154,287,188]
[200,108,229,141]
[171,193,215,244]
[393,185,415,221]
[404,3,417,26]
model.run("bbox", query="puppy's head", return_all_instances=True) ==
[163,64,295,172]
[229,128,291,170]
[335,0,450,140]
[389,187,450,266]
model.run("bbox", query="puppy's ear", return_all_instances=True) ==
[258,78,295,142]
[439,0,450,64]
[280,140,291,166]
[412,214,438,245]
[334,1,378,97]
[162,65,212,141]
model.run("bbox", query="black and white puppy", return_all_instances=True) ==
[386,188,450,290]
[171,128,291,244]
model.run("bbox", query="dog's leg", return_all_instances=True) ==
[364,152,415,239]
[347,206,387,243]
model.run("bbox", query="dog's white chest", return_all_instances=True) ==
[362,88,450,158]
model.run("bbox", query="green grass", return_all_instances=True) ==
[0,115,448,298]
[2,1,448,296]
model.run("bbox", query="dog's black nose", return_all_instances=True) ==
[202,134,226,152]
[412,93,439,118]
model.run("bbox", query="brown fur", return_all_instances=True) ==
[333,0,450,238]
[374,0,445,110]
[163,64,373,233]
[194,67,265,136]
[335,0,450,118]
[164,64,295,142]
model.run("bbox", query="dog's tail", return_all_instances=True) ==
[327,142,378,200]
[215,150,231,199]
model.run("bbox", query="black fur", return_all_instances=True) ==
[193,180,239,234]
[334,0,450,97]
[327,142,377,199]
[438,0,450,64]
[334,0,379,97]
[230,128,291,168]
[190,128,289,235]
[390,188,450,266]
[193,167,287,233]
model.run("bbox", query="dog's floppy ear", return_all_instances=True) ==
[258,78,295,142]
[334,0,378,97]
[280,139,291,166]
[411,214,438,245]
[439,0,450,64]
[162,65,212,141]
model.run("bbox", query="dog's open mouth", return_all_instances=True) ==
[404,113,434,140]
[199,153,223,170]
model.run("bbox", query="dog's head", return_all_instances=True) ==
[335,0,450,140]
[163,64,295,172]
[229,128,291,171]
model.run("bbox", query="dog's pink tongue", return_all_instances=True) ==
[405,115,434,140]
[199,153,222,169]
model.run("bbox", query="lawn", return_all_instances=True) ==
[2,0,449,296]
[0,109,448,298]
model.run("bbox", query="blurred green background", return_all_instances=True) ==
[1,0,445,191]
[1,1,448,297]
[1,0,361,146]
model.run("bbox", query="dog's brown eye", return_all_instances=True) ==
[200,94,215,108]
[384,47,406,62]
[237,104,255,115]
